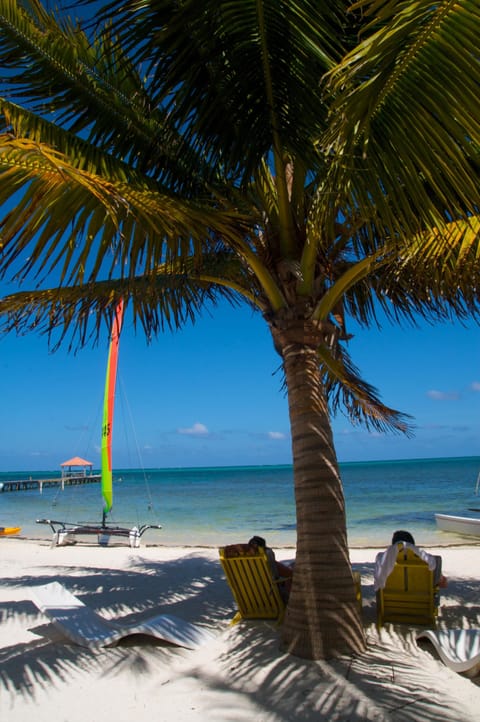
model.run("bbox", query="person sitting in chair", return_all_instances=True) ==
[374,529,447,592]
[247,535,294,601]
[223,535,294,600]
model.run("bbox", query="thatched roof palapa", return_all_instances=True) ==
[60,456,93,467]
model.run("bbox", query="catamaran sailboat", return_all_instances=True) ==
[37,300,161,547]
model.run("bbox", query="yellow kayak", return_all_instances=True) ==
[0,526,21,536]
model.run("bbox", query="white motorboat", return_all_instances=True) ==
[435,513,480,538]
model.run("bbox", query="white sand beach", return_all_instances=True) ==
[1,538,479,721]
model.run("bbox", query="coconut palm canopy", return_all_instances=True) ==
[0,0,479,659]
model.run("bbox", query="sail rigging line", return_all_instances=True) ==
[51,480,64,508]
[116,372,158,516]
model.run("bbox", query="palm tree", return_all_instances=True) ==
[0,0,479,659]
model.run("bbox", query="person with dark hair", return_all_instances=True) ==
[223,535,294,600]
[374,529,447,591]
[247,536,294,597]
[391,530,415,545]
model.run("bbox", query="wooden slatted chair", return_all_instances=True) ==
[376,544,439,628]
[219,546,286,624]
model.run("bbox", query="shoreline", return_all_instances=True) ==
[1,538,480,720]
[5,530,480,550]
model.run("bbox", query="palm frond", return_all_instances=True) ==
[311,218,480,332]
[0,0,213,186]
[0,133,252,286]
[318,341,414,436]
[0,260,248,349]
[94,0,346,181]
[321,0,480,241]
[374,218,480,323]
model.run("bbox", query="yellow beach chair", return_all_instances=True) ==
[219,546,286,624]
[353,570,363,612]
[376,545,439,628]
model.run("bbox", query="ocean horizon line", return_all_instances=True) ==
[1,453,479,476]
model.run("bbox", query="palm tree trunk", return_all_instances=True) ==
[277,334,365,659]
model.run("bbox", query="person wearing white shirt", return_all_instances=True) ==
[374,529,447,592]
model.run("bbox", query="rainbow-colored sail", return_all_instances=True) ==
[101,299,124,518]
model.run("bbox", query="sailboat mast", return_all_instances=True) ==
[101,299,124,523]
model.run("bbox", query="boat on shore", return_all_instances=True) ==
[435,471,480,538]
[435,513,480,538]
[37,300,161,547]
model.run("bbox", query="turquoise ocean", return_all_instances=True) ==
[1,456,479,547]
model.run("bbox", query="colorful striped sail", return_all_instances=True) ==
[101,299,124,518]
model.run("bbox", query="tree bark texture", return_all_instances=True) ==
[274,330,365,659]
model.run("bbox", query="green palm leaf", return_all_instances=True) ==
[97,0,345,177]
[322,0,480,240]
[0,131,252,286]
[318,341,414,435]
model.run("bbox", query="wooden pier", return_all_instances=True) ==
[0,474,101,493]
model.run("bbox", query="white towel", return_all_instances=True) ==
[374,542,437,591]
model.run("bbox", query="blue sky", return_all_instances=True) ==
[0,3,478,473]
[0,298,478,472]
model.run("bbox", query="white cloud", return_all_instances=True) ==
[471,381,480,392]
[177,422,209,436]
[427,389,459,401]
[267,431,287,440]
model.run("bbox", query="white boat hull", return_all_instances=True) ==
[435,513,480,537]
